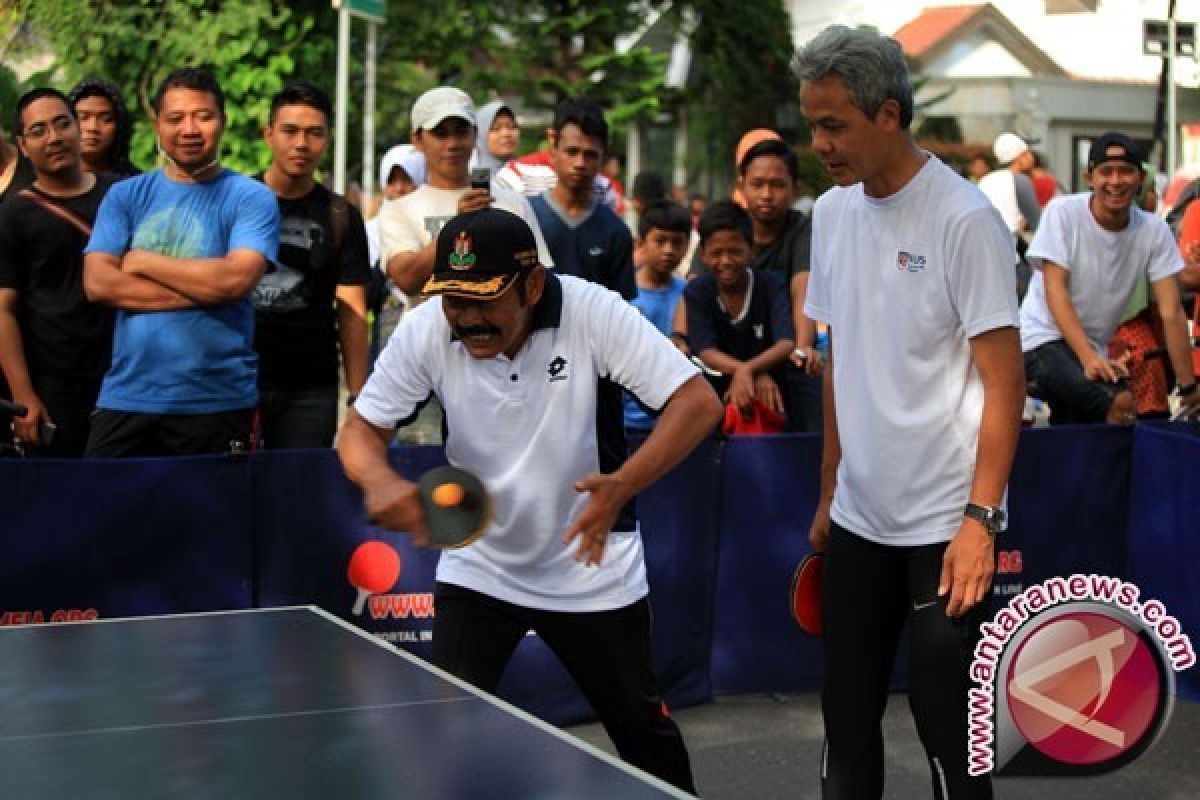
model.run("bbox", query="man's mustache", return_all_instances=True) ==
[455,324,501,339]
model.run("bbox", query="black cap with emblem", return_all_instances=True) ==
[423,208,541,300]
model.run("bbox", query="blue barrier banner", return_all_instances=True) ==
[1003,426,1132,595]
[1127,424,1200,701]
[0,456,252,623]
[711,434,824,693]
[1,422,1193,709]
[253,447,446,657]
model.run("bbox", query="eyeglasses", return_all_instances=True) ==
[21,115,74,141]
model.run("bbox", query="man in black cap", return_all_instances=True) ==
[338,208,720,793]
[1020,132,1199,423]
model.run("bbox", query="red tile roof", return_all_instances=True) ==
[893,4,987,58]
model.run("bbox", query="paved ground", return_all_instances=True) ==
[568,692,1200,799]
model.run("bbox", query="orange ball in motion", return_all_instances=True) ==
[431,482,465,508]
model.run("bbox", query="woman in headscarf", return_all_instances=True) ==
[66,77,139,176]
[471,100,520,173]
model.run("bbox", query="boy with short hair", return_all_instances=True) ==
[624,201,692,431]
[683,200,795,423]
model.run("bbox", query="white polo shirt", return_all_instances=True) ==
[804,155,1019,547]
[1019,193,1183,355]
[356,273,698,611]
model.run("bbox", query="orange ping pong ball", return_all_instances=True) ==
[432,482,465,508]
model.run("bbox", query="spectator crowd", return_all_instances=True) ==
[1,65,1198,461]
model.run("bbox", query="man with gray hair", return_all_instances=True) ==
[797,24,1025,799]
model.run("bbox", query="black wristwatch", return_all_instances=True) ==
[1176,382,1197,396]
[964,503,1007,535]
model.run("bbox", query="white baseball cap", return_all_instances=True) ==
[411,87,476,132]
[993,132,1030,165]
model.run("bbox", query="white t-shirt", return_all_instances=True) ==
[1019,193,1183,354]
[377,183,554,270]
[977,169,1021,234]
[355,274,699,611]
[804,155,1019,547]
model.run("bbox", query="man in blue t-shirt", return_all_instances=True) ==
[529,97,635,301]
[623,201,691,431]
[82,68,279,457]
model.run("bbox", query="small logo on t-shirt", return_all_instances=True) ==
[897,251,927,273]
[753,324,764,339]
[548,356,568,382]
[587,245,605,257]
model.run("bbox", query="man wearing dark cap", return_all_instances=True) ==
[1020,132,1199,423]
[338,208,720,794]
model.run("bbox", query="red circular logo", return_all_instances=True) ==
[1005,611,1162,766]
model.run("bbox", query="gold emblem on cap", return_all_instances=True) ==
[449,231,476,271]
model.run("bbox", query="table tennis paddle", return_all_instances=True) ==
[347,541,402,615]
[416,465,491,548]
[790,551,825,636]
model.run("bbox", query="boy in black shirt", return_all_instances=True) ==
[256,83,371,448]
[684,201,795,425]
[739,137,824,432]
[0,88,117,456]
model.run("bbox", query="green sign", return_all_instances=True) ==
[333,0,385,23]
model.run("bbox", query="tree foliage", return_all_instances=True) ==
[13,0,328,172]
[9,0,797,194]
[680,0,798,195]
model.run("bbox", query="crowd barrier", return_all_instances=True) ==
[1,424,1196,725]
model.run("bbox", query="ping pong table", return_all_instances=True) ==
[0,606,694,799]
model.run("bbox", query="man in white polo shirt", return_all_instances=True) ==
[797,26,1025,799]
[338,208,720,794]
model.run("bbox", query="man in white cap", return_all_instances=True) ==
[378,87,552,300]
[978,132,1041,240]
[978,132,1042,297]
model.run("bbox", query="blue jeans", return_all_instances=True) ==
[258,386,338,450]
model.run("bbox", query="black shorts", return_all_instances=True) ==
[1024,339,1126,424]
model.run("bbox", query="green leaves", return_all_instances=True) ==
[18,0,802,195]
[23,0,319,173]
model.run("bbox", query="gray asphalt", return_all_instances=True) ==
[567,692,1200,799]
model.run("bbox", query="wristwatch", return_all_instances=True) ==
[964,503,1007,535]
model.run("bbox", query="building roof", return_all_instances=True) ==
[892,4,985,58]
[892,2,1065,78]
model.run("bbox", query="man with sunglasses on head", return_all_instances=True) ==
[0,88,117,456]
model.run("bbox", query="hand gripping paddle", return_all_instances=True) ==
[416,465,491,548]
[790,551,825,636]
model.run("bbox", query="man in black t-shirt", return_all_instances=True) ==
[740,138,823,432]
[255,83,371,448]
[0,88,117,456]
